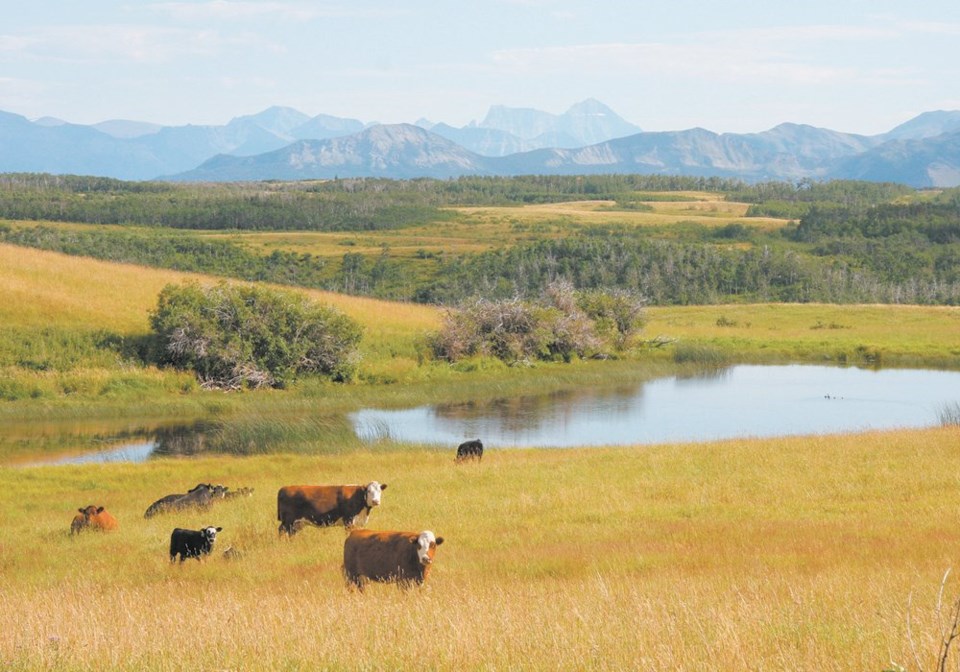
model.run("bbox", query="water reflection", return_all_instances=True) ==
[351,365,960,448]
[9,365,960,464]
[28,441,156,466]
[429,384,644,435]
[152,421,221,458]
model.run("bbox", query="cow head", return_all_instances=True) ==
[365,481,386,508]
[78,505,103,519]
[202,526,223,543]
[413,531,444,565]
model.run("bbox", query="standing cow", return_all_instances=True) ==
[343,529,445,591]
[456,439,484,463]
[70,505,119,534]
[277,482,386,536]
[169,526,222,563]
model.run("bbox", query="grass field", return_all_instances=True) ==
[194,196,789,264]
[2,427,960,669]
[4,199,960,669]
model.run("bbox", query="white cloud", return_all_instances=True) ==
[151,1,406,22]
[897,20,960,36]
[0,24,266,64]
[491,42,863,85]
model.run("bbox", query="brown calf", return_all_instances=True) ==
[70,505,119,534]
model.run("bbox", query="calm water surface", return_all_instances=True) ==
[350,365,960,448]
[14,365,960,465]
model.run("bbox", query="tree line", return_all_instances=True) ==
[2,172,959,306]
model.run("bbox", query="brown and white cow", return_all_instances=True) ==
[276,482,386,536]
[343,529,444,591]
[70,505,119,534]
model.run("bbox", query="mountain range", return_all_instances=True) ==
[2,100,959,187]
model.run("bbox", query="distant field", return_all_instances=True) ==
[192,195,790,261]
[2,427,959,669]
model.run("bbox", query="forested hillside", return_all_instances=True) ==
[1,173,957,305]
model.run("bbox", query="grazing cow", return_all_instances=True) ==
[277,482,386,536]
[456,438,484,463]
[169,526,222,563]
[70,505,119,534]
[144,483,226,518]
[343,529,445,591]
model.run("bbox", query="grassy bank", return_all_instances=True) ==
[2,427,960,669]
[3,242,960,427]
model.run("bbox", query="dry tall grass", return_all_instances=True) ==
[0,243,438,346]
[3,427,960,670]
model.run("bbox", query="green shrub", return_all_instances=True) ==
[428,282,646,364]
[149,281,362,390]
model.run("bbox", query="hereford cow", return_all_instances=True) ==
[144,483,226,518]
[169,526,222,563]
[277,482,386,536]
[456,438,484,463]
[343,529,444,591]
[70,505,119,534]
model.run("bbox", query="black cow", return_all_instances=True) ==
[169,526,222,563]
[145,483,226,518]
[456,439,484,463]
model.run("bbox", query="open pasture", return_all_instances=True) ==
[646,303,960,367]
[192,194,790,261]
[2,427,960,669]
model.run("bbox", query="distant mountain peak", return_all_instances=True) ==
[478,98,641,147]
[2,103,959,186]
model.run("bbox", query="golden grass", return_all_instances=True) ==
[646,303,960,365]
[450,198,787,232]
[0,242,439,341]
[184,195,789,260]
[2,427,960,669]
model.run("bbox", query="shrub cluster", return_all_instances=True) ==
[150,282,362,390]
[428,281,646,364]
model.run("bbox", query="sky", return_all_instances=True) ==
[2,1,959,136]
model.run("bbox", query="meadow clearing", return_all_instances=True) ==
[2,428,960,670]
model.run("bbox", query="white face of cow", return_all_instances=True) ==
[365,481,384,508]
[202,526,222,543]
[415,531,443,565]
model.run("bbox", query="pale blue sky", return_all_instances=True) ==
[2,1,958,135]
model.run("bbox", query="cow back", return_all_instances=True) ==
[343,530,423,584]
[278,485,362,521]
[90,509,119,531]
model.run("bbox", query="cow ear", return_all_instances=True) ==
[380,483,387,490]
[97,506,104,513]
[78,508,85,514]
[216,527,223,532]
[435,537,444,546]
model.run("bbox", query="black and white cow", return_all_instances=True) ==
[169,526,222,563]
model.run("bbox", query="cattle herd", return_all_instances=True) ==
[68,439,481,589]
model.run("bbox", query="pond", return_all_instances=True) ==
[350,364,960,448]
[10,365,960,465]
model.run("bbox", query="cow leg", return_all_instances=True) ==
[279,518,298,536]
